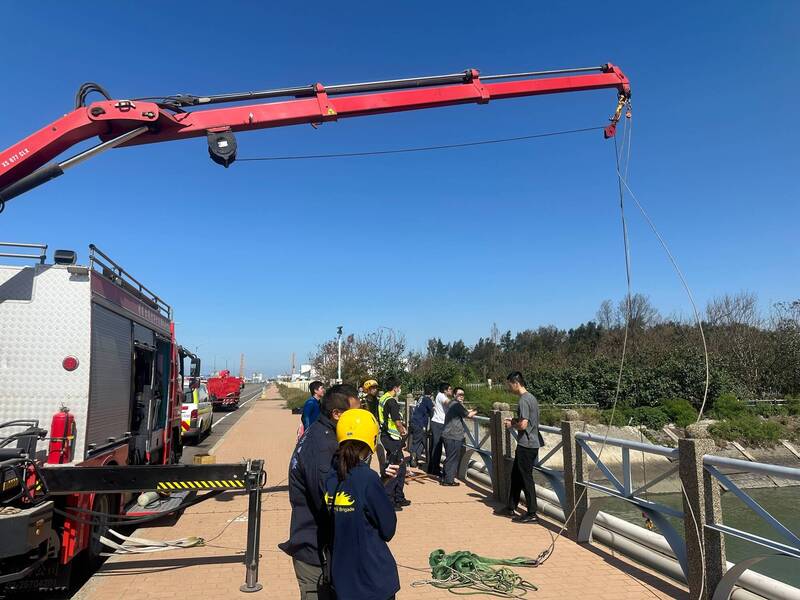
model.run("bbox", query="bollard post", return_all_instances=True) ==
[560,420,587,540]
[678,438,725,600]
[240,460,265,593]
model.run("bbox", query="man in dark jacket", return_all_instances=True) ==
[409,385,433,468]
[280,384,360,599]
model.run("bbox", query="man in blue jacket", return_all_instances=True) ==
[409,385,433,468]
[280,384,359,599]
[300,380,325,431]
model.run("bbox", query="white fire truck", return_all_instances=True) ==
[0,242,194,589]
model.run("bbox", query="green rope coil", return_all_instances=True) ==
[411,549,540,597]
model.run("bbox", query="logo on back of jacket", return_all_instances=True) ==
[324,490,356,512]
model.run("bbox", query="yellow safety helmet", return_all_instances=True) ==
[363,379,378,391]
[336,408,379,452]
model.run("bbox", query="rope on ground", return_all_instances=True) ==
[410,549,540,598]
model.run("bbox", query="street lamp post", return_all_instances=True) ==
[336,326,343,384]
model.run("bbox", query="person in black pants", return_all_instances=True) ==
[378,378,409,510]
[440,388,478,486]
[495,371,541,524]
[408,386,433,468]
[427,382,452,476]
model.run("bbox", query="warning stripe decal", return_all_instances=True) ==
[156,480,245,491]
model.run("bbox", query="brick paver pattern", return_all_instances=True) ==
[76,385,687,600]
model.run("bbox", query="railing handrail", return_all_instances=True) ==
[704,454,800,482]
[89,244,172,319]
[539,424,561,434]
[0,241,47,264]
[576,431,678,458]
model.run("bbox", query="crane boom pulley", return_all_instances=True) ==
[0,64,630,206]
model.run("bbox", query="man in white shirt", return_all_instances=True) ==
[427,382,452,476]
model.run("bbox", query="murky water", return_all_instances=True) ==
[590,486,800,589]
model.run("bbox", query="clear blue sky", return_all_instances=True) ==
[3,3,798,376]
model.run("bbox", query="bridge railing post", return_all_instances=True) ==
[560,420,587,540]
[489,405,513,502]
[678,438,726,600]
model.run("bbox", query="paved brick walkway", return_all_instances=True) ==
[76,385,687,600]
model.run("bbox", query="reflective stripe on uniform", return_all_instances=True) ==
[378,392,401,440]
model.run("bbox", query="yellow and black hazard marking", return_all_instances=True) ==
[156,479,245,491]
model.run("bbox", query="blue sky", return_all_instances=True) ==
[2,3,798,376]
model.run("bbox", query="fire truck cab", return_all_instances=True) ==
[0,242,185,589]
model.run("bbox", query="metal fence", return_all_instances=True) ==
[399,394,800,599]
[457,414,800,600]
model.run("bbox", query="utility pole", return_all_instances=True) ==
[291,352,295,376]
[337,325,343,384]
[239,353,245,380]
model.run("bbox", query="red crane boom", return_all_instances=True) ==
[0,64,630,205]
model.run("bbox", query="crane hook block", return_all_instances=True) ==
[207,130,237,168]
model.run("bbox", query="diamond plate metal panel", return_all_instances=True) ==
[0,265,91,461]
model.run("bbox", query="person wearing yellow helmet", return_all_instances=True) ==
[362,379,379,419]
[322,409,400,600]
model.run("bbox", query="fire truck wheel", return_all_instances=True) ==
[87,494,112,567]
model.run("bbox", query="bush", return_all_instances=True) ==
[278,384,310,411]
[712,393,746,420]
[463,387,517,414]
[577,408,603,425]
[786,398,800,416]
[601,407,633,427]
[629,407,670,430]
[709,414,786,447]
[540,406,566,427]
[752,402,788,418]
[662,398,699,427]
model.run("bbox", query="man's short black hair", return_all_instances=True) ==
[423,384,433,395]
[384,376,400,390]
[309,381,324,396]
[506,371,526,387]
[453,387,465,396]
[321,383,358,417]
[438,382,452,393]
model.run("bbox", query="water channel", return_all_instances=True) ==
[591,486,800,589]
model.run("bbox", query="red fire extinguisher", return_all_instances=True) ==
[47,407,76,464]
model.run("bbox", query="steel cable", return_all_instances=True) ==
[235,126,606,162]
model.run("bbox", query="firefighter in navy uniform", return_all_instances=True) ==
[279,384,360,600]
[323,409,400,600]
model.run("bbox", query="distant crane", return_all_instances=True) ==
[239,353,245,380]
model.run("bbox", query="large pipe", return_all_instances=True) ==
[464,468,800,600]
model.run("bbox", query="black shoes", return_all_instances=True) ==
[493,507,516,518]
[439,481,460,486]
[512,513,539,524]
[397,499,412,507]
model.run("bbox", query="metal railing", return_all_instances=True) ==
[462,416,493,477]
[89,244,172,319]
[572,431,688,578]
[533,424,567,510]
[0,241,47,264]
[703,455,800,600]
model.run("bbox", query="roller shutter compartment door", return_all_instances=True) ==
[86,304,132,452]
